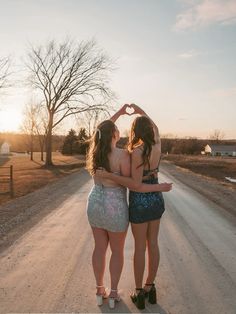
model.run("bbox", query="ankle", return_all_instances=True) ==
[109,288,118,298]
[144,283,155,292]
[96,285,105,295]
[135,287,144,295]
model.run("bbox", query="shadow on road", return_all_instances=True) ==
[0,169,91,254]
[96,300,168,313]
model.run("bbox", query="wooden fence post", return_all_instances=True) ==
[10,165,14,198]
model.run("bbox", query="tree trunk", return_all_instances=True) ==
[41,150,44,162]
[30,134,34,161]
[39,136,45,162]
[45,115,53,166]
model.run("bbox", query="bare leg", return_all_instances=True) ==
[145,219,161,285]
[131,222,148,288]
[108,230,127,298]
[91,227,109,294]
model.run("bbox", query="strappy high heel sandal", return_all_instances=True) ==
[108,289,121,309]
[144,283,157,304]
[130,288,145,310]
[96,285,109,306]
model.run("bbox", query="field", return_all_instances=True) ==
[0,152,85,205]
[162,154,236,187]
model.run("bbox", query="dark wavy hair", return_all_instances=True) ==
[128,116,155,169]
[86,120,116,175]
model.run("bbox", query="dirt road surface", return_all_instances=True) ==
[0,168,236,314]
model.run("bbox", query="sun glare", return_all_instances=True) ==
[0,110,23,132]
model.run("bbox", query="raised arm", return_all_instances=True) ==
[110,104,130,123]
[130,103,161,144]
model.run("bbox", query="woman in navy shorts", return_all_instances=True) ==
[87,105,172,309]
[96,104,172,309]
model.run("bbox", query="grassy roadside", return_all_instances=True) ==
[0,152,86,206]
[162,154,236,188]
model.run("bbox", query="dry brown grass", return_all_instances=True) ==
[0,152,85,205]
[162,154,236,186]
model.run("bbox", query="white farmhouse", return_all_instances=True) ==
[204,144,236,157]
[0,141,10,155]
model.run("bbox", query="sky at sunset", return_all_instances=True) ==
[0,0,235,138]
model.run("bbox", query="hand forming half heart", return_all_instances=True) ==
[125,104,135,116]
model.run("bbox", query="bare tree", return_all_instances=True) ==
[210,129,225,143]
[26,39,114,166]
[21,102,38,161]
[34,104,48,162]
[0,56,11,92]
[32,102,48,161]
[21,101,48,161]
[77,104,112,137]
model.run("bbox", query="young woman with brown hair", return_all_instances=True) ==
[96,104,171,309]
[86,104,172,309]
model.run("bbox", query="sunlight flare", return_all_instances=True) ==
[0,109,22,132]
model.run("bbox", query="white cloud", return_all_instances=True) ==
[178,49,200,58]
[175,0,236,31]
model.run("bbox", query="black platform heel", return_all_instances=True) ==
[144,283,157,304]
[130,288,145,310]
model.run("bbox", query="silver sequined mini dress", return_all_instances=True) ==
[86,183,129,232]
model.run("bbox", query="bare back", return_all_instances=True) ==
[142,143,161,172]
[94,148,128,187]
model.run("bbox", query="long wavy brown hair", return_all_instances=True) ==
[86,120,116,175]
[128,116,155,169]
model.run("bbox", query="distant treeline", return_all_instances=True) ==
[1,132,236,155]
[117,137,236,155]
[161,138,236,154]
[0,132,64,152]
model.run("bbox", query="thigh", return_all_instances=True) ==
[108,230,127,253]
[92,227,109,250]
[147,219,161,247]
[131,222,148,250]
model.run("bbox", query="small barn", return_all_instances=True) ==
[0,141,10,155]
[204,144,236,157]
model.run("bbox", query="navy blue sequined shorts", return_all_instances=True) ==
[129,177,165,224]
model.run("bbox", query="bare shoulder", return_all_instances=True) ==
[132,145,143,155]
[115,148,130,159]
[131,146,143,161]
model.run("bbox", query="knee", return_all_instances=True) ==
[134,245,146,255]
[110,247,124,257]
[94,244,108,255]
[147,241,159,253]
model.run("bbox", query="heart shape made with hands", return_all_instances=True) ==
[125,104,135,116]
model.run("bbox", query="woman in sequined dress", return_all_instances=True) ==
[86,104,172,309]
[96,104,172,309]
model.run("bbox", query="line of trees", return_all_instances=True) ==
[115,136,236,155]
[0,132,64,153]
